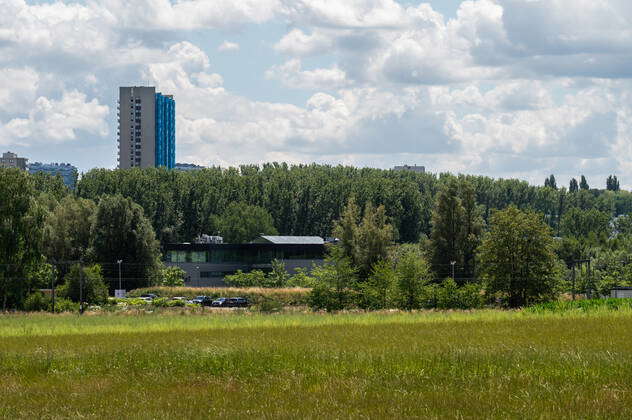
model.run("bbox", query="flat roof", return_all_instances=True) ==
[257,236,325,245]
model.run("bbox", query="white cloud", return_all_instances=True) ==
[0,67,40,114]
[266,59,349,90]
[218,41,240,52]
[274,29,333,56]
[2,0,632,185]
[0,91,109,145]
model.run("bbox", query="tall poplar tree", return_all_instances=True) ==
[430,178,465,280]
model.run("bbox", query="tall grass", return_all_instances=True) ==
[2,309,632,418]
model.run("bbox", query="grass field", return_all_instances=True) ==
[2,309,632,419]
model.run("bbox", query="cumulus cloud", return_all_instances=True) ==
[2,0,632,186]
[265,59,349,90]
[218,41,240,52]
[0,90,109,145]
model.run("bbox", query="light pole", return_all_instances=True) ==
[196,265,200,288]
[450,261,456,280]
[117,259,123,292]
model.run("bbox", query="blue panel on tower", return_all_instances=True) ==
[155,93,176,169]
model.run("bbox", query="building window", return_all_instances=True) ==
[191,251,208,263]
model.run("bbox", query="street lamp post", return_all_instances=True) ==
[117,259,123,291]
[450,261,456,280]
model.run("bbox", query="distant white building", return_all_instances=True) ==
[393,165,425,173]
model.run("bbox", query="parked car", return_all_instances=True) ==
[190,296,213,306]
[227,297,249,307]
[140,293,157,300]
[211,298,228,307]
[170,296,187,301]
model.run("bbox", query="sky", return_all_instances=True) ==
[1,0,632,189]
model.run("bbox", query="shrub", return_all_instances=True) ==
[53,298,80,313]
[224,270,267,287]
[160,266,186,287]
[23,292,51,312]
[255,297,284,313]
[152,297,170,307]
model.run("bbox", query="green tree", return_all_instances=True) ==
[544,175,557,190]
[477,206,561,307]
[614,214,632,237]
[580,175,589,190]
[160,266,186,287]
[559,208,611,243]
[59,264,108,305]
[90,195,161,291]
[43,196,96,266]
[308,247,358,311]
[569,178,579,193]
[395,248,432,309]
[267,259,290,287]
[430,178,483,282]
[212,202,277,244]
[0,169,46,310]
[358,260,397,309]
[607,175,620,192]
[430,179,464,277]
[333,198,394,280]
[460,180,484,280]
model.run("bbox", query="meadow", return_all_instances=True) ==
[2,309,632,419]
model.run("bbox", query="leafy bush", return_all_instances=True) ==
[225,270,268,287]
[160,266,186,287]
[23,292,51,312]
[53,298,80,313]
[308,284,356,312]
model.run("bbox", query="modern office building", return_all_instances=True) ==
[164,236,326,287]
[117,86,175,169]
[394,164,425,173]
[28,162,78,189]
[0,151,28,170]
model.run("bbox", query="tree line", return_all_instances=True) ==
[2,164,632,310]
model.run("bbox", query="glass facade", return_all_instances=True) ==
[155,93,176,169]
[165,246,324,264]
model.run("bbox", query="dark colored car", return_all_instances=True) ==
[211,298,228,307]
[191,296,213,306]
[227,297,249,307]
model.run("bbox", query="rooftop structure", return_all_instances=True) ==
[394,165,425,173]
[28,162,78,189]
[252,236,325,245]
[1,151,28,170]
[118,86,175,169]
